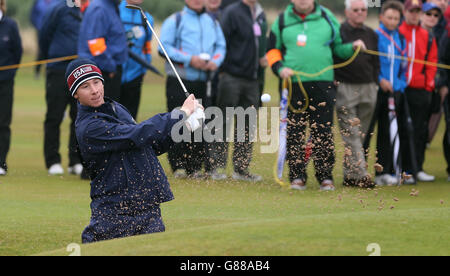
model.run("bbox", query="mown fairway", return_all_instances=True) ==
[0,56,449,256]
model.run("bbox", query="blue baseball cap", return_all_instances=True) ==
[423,2,441,13]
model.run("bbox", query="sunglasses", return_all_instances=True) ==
[352,8,368,13]
[425,12,441,18]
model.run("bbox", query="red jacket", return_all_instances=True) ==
[399,22,438,92]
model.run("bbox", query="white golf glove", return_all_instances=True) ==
[185,101,205,132]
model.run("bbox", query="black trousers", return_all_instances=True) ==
[286,81,336,183]
[102,67,123,102]
[404,88,432,172]
[119,75,144,120]
[0,79,14,171]
[376,90,409,175]
[443,95,450,174]
[166,76,207,175]
[44,69,81,168]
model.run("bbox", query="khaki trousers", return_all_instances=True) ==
[336,82,378,180]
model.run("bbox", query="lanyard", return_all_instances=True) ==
[378,28,406,55]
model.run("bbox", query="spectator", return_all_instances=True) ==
[426,0,449,146]
[374,0,408,186]
[427,0,448,44]
[204,0,223,177]
[399,0,438,183]
[39,0,88,176]
[30,0,56,79]
[335,0,380,188]
[205,0,223,107]
[422,2,443,146]
[78,0,128,102]
[214,0,267,182]
[422,2,442,32]
[267,0,365,191]
[159,0,226,178]
[118,0,154,120]
[66,58,198,243]
[0,0,22,176]
[30,0,56,30]
[437,29,450,181]
[207,0,223,20]
[445,3,450,22]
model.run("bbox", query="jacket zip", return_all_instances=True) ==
[407,28,416,86]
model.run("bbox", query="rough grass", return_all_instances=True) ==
[0,56,449,256]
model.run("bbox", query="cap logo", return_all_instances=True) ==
[73,66,93,79]
[66,62,104,97]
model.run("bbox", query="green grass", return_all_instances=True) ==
[0,57,449,256]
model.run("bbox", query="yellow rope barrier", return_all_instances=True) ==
[0,55,78,71]
[363,49,450,70]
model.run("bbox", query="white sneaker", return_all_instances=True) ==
[68,164,83,176]
[209,169,227,181]
[0,168,6,176]
[417,171,435,182]
[320,180,336,191]
[375,174,399,186]
[48,164,64,175]
[385,174,399,186]
[232,171,263,182]
[403,176,416,185]
[374,175,386,186]
[291,179,307,191]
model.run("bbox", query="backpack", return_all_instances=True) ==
[423,31,434,73]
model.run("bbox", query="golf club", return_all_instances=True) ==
[126,4,206,132]
[126,4,190,98]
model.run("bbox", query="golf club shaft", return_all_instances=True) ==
[126,4,190,98]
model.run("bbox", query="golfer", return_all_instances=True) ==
[66,58,199,243]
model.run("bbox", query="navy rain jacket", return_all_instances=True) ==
[76,99,185,218]
[0,15,22,81]
[77,0,128,73]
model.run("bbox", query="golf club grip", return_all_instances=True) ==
[126,4,190,98]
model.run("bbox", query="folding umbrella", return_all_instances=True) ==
[388,95,401,182]
[276,87,289,183]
